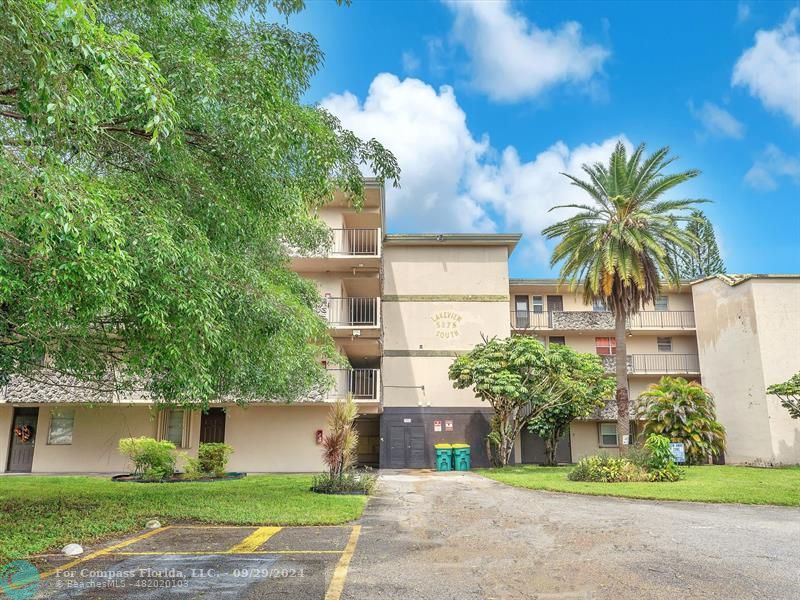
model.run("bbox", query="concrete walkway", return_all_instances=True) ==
[343,470,800,599]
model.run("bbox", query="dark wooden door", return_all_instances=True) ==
[7,408,38,472]
[200,408,226,443]
[388,424,426,468]
[546,295,563,312]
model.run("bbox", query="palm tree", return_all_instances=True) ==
[542,142,705,452]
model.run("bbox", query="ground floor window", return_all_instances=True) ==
[47,409,75,445]
[548,336,566,346]
[598,422,618,447]
[166,410,185,446]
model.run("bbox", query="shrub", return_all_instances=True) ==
[567,454,648,483]
[119,437,176,481]
[311,469,377,495]
[197,443,234,477]
[322,396,359,478]
[636,376,725,464]
[644,434,683,482]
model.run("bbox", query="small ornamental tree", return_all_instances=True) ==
[636,376,726,464]
[449,336,603,467]
[321,396,359,480]
[767,373,800,419]
[526,345,614,466]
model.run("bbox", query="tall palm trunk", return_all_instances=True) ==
[615,312,630,453]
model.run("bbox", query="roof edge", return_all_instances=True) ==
[689,273,800,287]
[385,233,522,254]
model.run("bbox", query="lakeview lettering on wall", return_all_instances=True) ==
[432,311,463,340]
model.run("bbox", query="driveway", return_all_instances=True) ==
[25,471,800,599]
[342,470,800,599]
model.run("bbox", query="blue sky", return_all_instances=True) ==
[287,1,799,277]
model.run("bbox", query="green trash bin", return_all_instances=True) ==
[452,443,471,471]
[434,444,453,471]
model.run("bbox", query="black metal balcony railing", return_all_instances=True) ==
[510,310,551,329]
[627,311,696,329]
[330,228,379,256]
[326,368,379,401]
[319,297,379,327]
[602,354,700,374]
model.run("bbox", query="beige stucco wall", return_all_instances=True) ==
[27,405,158,473]
[569,420,620,460]
[223,405,329,472]
[384,245,510,296]
[751,280,800,462]
[692,278,800,464]
[382,244,511,409]
[557,334,697,355]
[509,286,693,313]
[1,404,332,473]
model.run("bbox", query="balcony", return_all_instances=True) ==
[601,354,700,375]
[510,310,695,331]
[290,228,381,272]
[319,297,380,336]
[325,368,380,403]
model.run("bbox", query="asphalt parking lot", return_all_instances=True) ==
[33,525,359,599]
[20,470,800,599]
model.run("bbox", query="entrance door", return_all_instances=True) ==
[7,407,38,472]
[388,425,426,468]
[546,295,563,327]
[514,295,529,328]
[200,408,226,443]
[546,295,563,312]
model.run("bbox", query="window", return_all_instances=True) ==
[549,336,566,346]
[657,337,673,352]
[531,296,544,313]
[595,337,616,355]
[166,410,185,447]
[599,423,618,447]
[48,409,75,445]
[654,295,669,311]
[592,298,609,312]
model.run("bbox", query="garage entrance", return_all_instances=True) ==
[387,424,426,468]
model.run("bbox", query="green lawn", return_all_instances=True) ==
[479,465,800,506]
[0,475,367,563]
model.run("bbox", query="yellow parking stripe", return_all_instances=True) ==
[38,526,172,580]
[324,525,361,600]
[226,526,282,553]
[113,549,342,555]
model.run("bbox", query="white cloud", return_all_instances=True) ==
[321,73,629,261]
[744,144,800,190]
[401,51,420,74]
[732,8,800,125]
[443,0,610,102]
[737,1,751,25]
[321,74,493,233]
[688,101,745,139]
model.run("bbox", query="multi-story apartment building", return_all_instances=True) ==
[1,181,798,473]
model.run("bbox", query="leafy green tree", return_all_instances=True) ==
[543,142,705,451]
[674,210,725,279]
[635,376,726,464]
[449,336,605,467]
[526,344,614,466]
[0,0,398,406]
[767,373,800,419]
